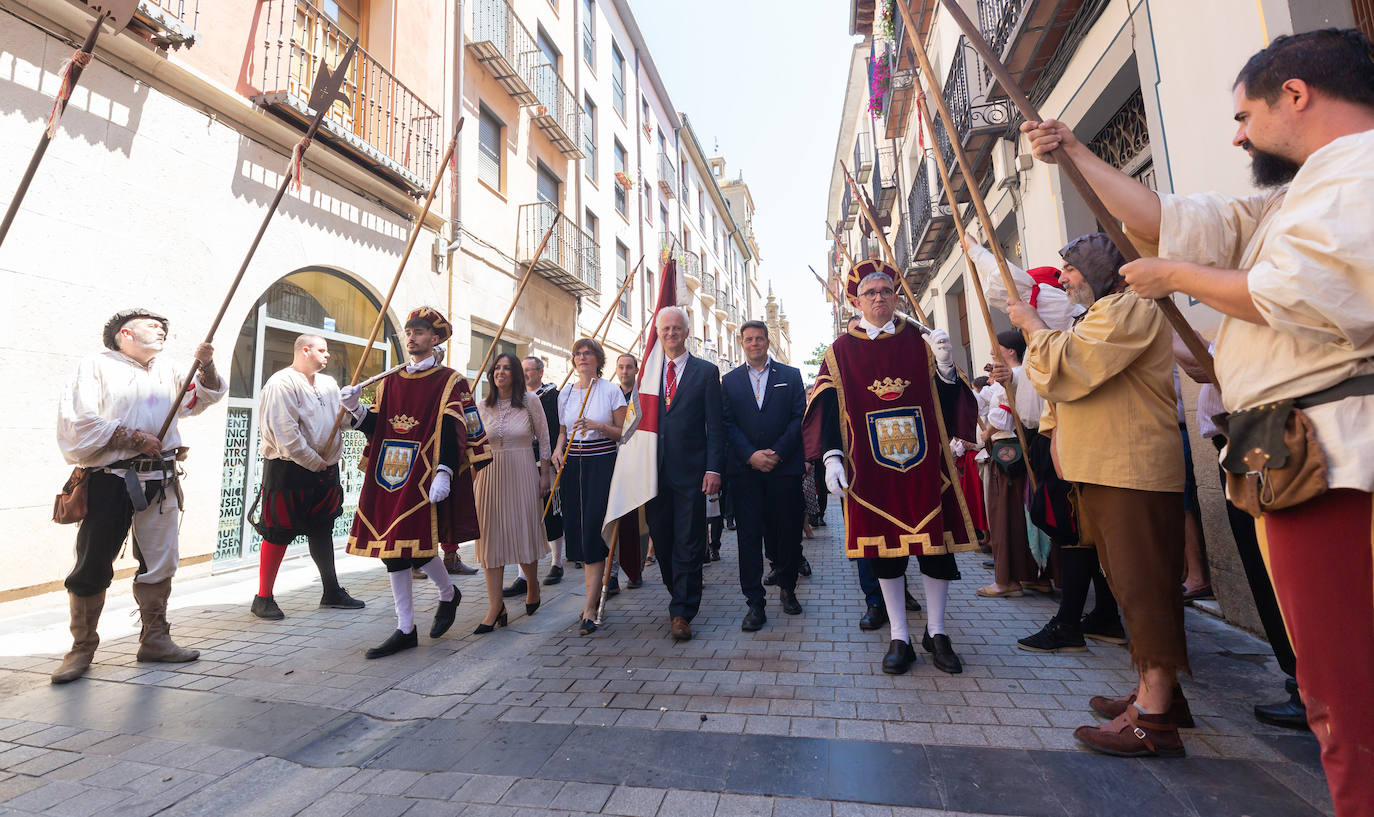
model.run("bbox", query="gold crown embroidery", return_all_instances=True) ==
[389,414,420,433]
[867,378,910,401]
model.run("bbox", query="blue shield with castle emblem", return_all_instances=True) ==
[464,405,485,439]
[375,440,421,492]
[866,407,927,472]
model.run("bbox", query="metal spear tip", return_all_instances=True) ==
[307,40,358,113]
[84,0,137,31]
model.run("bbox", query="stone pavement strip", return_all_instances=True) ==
[0,505,1331,816]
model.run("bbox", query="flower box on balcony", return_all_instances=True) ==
[868,45,892,118]
[642,122,653,139]
[615,172,636,190]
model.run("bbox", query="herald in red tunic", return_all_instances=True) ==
[803,318,978,559]
[347,366,490,559]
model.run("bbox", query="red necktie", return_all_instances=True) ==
[665,360,678,407]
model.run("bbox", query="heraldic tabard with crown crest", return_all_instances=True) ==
[347,365,491,560]
[802,316,979,560]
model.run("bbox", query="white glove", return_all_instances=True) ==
[824,454,849,496]
[928,329,955,380]
[950,438,966,458]
[428,468,451,503]
[340,385,361,412]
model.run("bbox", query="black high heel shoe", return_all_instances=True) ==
[473,604,508,634]
[526,599,541,616]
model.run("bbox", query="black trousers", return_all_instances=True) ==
[735,471,803,601]
[66,471,163,597]
[1212,439,1297,678]
[648,481,707,621]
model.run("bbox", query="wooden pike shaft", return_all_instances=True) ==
[840,161,899,271]
[475,212,561,380]
[542,379,598,518]
[890,4,1038,480]
[0,12,105,249]
[929,0,1216,384]
[594,524,622,624]
[157,44,366,441]
[324,119,465,443]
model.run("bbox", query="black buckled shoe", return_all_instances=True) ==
[365,627,417,659]
[1254,678,1310,730]
[882,639,916,675]
[858,605,888,631]
[320,587,365,610]
[762,568,778,586]
[922,627,963,674]
[780,589,803,615]
[1017,619,1087,653]
[430,590,461,638]
[741,601,766,632]
[798,558,812,578]
[502,577,528,599]
[543,565,564,586]
[251,595,284,620]
[904,589,922,612]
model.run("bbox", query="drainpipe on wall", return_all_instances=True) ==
[572,0,585,335]
[633,47,645,333]
[448,0,465,336]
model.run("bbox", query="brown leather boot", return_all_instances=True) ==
[1090,685,1195,728]
[670,616,692,642]
[51,591,104,684]
[1074,706,1185,757]
[132,580,199,663]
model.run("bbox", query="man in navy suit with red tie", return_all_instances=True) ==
[722,320,807,631]
[649,306,725,642]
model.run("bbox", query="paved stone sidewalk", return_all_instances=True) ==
[0,505,1331,816]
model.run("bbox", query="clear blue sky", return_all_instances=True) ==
[629,0,856,376]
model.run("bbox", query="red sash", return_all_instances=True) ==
[807,319,977,559]
[347,366,487,559]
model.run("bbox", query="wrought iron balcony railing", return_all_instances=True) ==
[714,296,729,321]
[873,145,899,220]
[518,202,599,297]
[977,0,1089,96]
[945,37,1012,144]
[681,251,702,286]
[700,272,717,306]
[132,0,200,48]
[907,154,954,264]
[526,61,584,159]
[725,304,740,327]
[256,0,442,193]
[468,0,539,106]
[853,132,873,183]
[658,151,677,198]
[842,185,858,228]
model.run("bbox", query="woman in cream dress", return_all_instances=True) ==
[472,354,551,632]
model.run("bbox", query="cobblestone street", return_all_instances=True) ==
[0,506,1331,816]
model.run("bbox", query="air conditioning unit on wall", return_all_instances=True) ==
[992,138,1032,190]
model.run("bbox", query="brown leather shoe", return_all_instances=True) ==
[1090,685,1195,728]
[670,616,692,642]
[1074,707,1185,757]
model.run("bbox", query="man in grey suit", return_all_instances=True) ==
[647,306,724,642]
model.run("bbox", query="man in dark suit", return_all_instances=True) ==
[648,306,724,642]
[722,321,806,631]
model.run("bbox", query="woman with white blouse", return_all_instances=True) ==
[555,338,627,635]
[472,354,551,633]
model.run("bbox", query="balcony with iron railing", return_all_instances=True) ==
[938,36,1013,196]
[132,0,200,48]
[517,202,599,297]
[658,151,677,198]
[882,5,916,140]
[842,185,858,228]
[853,131,873,183]
[526,61,583,159]
[907,154,954,266]
[873,145,899,221]
[725,303,740,328]
[468,0,539,106]
[681,252,702,289]
[714,294,729,321]
[256,0,442,193]
[978,0,1088,98]
[700,272,717,306]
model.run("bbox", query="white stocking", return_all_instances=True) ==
[923,575,950,636]
[419,556,456,602]
[551,536,565,567]
[878,577,909,644]
[390,570,415,632]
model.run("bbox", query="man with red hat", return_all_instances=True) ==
[339,307,490,658]
[802,260,979,675]
[53,308,226,684]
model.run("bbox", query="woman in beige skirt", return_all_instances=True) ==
[473,354,551,633]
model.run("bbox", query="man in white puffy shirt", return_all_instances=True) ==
[1024,28,1373,810]
[249,334,365,621]
[53,309,227,683]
